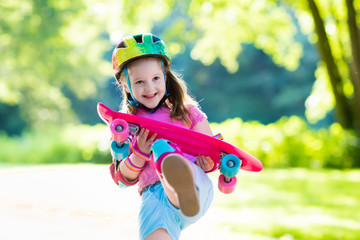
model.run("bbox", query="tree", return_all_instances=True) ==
[302,0,360,132]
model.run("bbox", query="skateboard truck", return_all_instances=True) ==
[111,121,150,161]
[128,123,140,136]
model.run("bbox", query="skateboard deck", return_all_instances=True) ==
[97,102,263,173]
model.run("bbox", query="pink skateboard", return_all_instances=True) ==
[97,102,263,193]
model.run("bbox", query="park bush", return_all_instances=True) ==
[211,116,360,169]
[0,117,358,168]
[0,124,110,165]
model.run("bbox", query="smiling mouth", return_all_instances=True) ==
[143,93,157,99]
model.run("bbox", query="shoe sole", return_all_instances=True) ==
[162,154,200,217]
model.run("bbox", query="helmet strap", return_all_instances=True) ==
[123,66,139,106]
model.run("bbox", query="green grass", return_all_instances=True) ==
[210,169,360,240]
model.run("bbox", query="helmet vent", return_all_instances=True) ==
[133,34,143,43]
[116,41,127,48]
[152,36,161,43]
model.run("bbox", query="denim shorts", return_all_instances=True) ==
[138,163,214,240]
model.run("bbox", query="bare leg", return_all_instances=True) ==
[157,154,199,216]
[145,228,172,240]
[158,172,179,208]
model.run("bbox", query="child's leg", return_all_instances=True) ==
[160,154,200,216]
[150,139,199,217]
[139,140,213,239]
[144,228,172,240]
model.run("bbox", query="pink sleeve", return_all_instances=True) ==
[187,105,207,129]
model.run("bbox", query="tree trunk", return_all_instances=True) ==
[345,0,360,133]
[307,0,354,129]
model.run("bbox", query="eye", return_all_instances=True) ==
[153,76,161,81]
[135,80,143,85]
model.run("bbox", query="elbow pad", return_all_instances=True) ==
[109,162,138,188]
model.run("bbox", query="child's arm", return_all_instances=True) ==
[118,128,156,181]
[118,154,146,181]
[192,118,213,136]
[191,118,216,172]
[195,155,214,172]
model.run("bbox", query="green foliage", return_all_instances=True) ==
[189,0,303,73]
[211,116,359,168]
[0,0,111,129]
[120,0,303,72]
[176,42,317,124]
[0,124,110,165]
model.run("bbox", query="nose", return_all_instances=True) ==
[144,81,155,92]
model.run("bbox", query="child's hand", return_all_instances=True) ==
[195,155,215,172]
[136,128,157,155]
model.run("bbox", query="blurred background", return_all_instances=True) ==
[1,0,360,239]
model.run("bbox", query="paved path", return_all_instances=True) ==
[0,165,266,240]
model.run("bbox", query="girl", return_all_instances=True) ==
[110,33,214,240]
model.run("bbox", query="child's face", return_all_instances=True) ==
[124,57,166,109]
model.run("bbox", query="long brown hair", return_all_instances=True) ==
[114,57,199,127]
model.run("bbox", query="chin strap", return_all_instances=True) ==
[124,58,169,113]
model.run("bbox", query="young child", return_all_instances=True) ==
[110,33,214,240]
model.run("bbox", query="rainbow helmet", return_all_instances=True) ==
[112,33,171,72]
